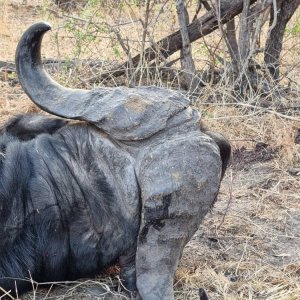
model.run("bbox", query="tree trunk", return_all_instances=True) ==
[238,0,251,66]
[176,0,198,91]
[264,0,299,80]
[93,0,257,83]
[225,19,240,73]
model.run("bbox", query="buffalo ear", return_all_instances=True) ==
[199,288,209,300]
[202,129,231,178]
[4,115,68,141]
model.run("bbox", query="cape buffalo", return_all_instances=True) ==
[0,22,231,300]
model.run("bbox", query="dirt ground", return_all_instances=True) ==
[0,1,300,300]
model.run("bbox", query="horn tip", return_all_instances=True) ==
[35,21,52,31]
[24,21,52,35]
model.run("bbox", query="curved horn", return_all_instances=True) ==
[15,21,91,119]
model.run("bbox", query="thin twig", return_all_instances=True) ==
[0,287,14,300]
[199,102,300,122]
[217,168,233,230]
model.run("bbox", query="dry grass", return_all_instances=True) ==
[0,1,299,299]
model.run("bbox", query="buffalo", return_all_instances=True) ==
[0,22,231,300]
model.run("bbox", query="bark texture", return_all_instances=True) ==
[225,19,240,73]
[176,0,198,91]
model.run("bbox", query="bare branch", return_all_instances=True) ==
[90,0,258,83]
[192,0,212,22]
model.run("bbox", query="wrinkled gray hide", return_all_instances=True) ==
[93,87,221,300]
[15,22,224,300]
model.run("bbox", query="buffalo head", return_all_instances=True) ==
[0,22,231,300]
